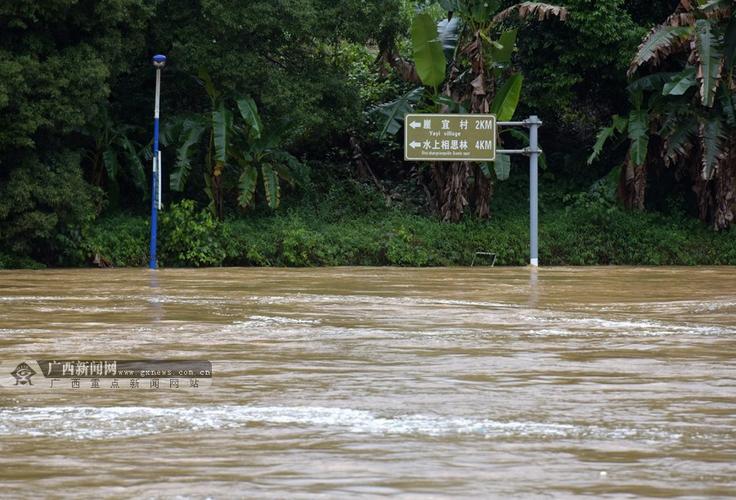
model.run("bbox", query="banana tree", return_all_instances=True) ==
[230,99,303,210]
[375,1,566,221]
[589,0,736,229]
[166,70,300,218]
[80,106,146,200]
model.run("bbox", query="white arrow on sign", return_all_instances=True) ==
[409,121,421,129]
[409,141,422,148]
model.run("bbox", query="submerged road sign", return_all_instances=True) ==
[404,113,497,162]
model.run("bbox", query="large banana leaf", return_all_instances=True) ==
[700,116,724,180]
[102,149,119,181]
[662,66,696,96]
[490,74,523,121]
[169,118,206,191]
[261,163,280,209]
[489,30,518,65]
[118,135,146,192]
[212,102,233,163]
[694,19,724,108]
[628,72,678,92]
[628,109,650,166]
[629,26,691,76]
[270,150,305,186]
[236,97,262,140]
[663,121,696,166]
[372,87,424,138]
[412,13,447,88]
[587,115,628,165]
[237,163,258,208]
[197,68,220,104]
[493,153,511,181]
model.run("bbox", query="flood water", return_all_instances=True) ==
[1,267,735,498]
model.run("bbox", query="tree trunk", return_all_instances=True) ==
[618,153,647,210]
[433,162,469,222]
[473,164,493,218]
[704,139,736,230]
[212,162,224,220]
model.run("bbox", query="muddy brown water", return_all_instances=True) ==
[0,267,735,498]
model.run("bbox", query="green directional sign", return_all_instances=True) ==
[404,113,497,162]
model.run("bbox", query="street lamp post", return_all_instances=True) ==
[149,54,166,269]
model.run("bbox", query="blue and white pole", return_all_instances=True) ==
[149,54,166,269]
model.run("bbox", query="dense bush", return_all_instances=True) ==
[0,151,101,266]
[0,0,153,153]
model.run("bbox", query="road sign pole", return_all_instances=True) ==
[403,113,542,266]
[149,54,166,270]
[528,115,541,267]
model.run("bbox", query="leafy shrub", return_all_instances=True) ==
[84,216,148,267]
[159,200,226,267]
[280,226,327,267]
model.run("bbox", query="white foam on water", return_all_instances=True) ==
[0,405,685,442]
[241,295,734,338]
[248,294,516,309]
[0,295,85,302]
[590,298,736,314]
[514,311,736,337]
[32,306,144,313]
[246,316,321,325]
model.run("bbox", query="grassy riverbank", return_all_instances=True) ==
[3,177,735,269]
[72,183,736,268]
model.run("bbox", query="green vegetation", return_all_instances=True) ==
[374,1,568,221]
[1,0,734,269]
[589,0,736,229]
[83,177,736,268]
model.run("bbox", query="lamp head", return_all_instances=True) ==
[152,54,167,69]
